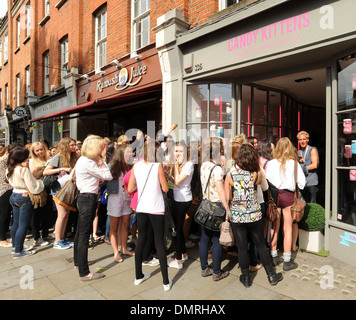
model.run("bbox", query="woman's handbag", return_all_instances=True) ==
[219,219,235,246]
[266,189,280,222]
[53,169,79,211]
[43,173,60,190]
[291,161,306,222]
[194,165,226,232]
[26,187,47,209]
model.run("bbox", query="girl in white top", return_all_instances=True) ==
[265,137,306,271]
[29,141,51,247]
[168,142,194,269]
[128,140,172,291]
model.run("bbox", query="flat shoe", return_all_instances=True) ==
[168,259,183,269]
[134,272,151,285]
[0,242,12,248]
[80,273,105,281]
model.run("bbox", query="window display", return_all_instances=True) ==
[337,54,356,226]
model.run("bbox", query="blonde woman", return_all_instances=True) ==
[29,141,51,246]
[43,137,77,250]
[74,135,112,280]
[265,137,306,271]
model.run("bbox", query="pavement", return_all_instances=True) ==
[1,231,356,304]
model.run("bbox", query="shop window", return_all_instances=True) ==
[95,7,107,69]
[253,87,267,126]
[186,83,232,143]
[336,53,356,226]
[132,0,150,51]
[240,85,251,136]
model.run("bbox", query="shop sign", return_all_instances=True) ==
[14,106,27,117]
[96,65,147,93]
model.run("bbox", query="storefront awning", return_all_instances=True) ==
[30,86,162,123]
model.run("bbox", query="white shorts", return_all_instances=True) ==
[107,193,132,217]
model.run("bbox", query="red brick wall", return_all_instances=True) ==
[0,0,223,112]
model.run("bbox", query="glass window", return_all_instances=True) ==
[253,87,267,126]
[45,0,50,16]
[26,4,31,37]
[95,8,107,69]
[132,0,150,51]
[219,0,240,11]
[241,85,251,136]
[16,74,20,106]
[209,84,232,123]
[17,17,21,48]
[0,42,2,67]
[43,51,49,93]
[26,66,30,94]
[60,37,68,85]
[187,84,208,123]
[4,34,8,61]
[336,53,356,226]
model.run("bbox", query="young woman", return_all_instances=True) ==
[198,137,230,281]
[29,141,51,246]
[0,146,13,248]
[107,144,133,263]
[74,135,113,281]
[127,139,172,291]
[43,137,77,250]
[265,137,306,271]
[225,143,283,287]
[7,147,45,259]
[168,141,194,269]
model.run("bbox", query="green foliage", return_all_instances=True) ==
[298,203,326,232]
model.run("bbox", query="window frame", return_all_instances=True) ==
[16,74,20,106]
[60,36,68,85]
[95,7,107,69]
[43,51,50,94]
[131,0,150,52]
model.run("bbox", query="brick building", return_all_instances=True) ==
[0,0,239,145]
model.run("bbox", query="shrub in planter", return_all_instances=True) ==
[298,203,325,232]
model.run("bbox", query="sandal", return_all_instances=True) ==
[114,252,124,263]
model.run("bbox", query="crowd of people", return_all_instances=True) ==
[0,128,320,290]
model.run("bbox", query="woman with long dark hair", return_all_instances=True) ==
[7,147,44,259]
[225,143,283,287]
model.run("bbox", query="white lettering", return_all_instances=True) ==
[19,265,34,290]
[320,5,334,30]
[320,265,334,289]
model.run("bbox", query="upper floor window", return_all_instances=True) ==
[4,34,8,61]
[132,0,150,51]
[26,66,30,94]
[95,7,107,69]
[60,37,68,85]
[0,42,2,67]
[16,74,21,106]
[43,51,49,93]
[5,84,8,106]
[16,16,21,48]
[26,4,31,37]
[219,0,240,10]
[45,0,50,16]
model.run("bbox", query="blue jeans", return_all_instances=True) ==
[199,226,223,275]
[10,193,34,253]
[74,193,97,277]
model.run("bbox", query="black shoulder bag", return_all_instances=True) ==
[194,165,226,232]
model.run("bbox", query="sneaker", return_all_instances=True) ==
[13,250,36,259]
[12,245,33,254]
[283,259,298,271]
[63,239,74,247]
[168,259,183,270]
[163,278,173,291]
[53,240,71,250]
[142,257,160,267]
[34,238,49,247]
[182,254,188,262]
[272,256,283,267]
[201,267,213,277]
[185,240,195,249]
[213,270,229,281]
[134,272,151,285]
[189,233,200,241]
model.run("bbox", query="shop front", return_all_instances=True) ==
[155,0,356,265]
[30,44,162,143]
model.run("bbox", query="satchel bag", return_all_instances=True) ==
[26,187,47,209]
[266,189,280,222]
[194,165,226,232]
[291,161,306,222]
[53,169,79,211]
[219,219,235,246]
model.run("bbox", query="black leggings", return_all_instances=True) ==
[0,190,12,241]
[172,200,192,260]
[135,212,169,285]
[231,219,272,271]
